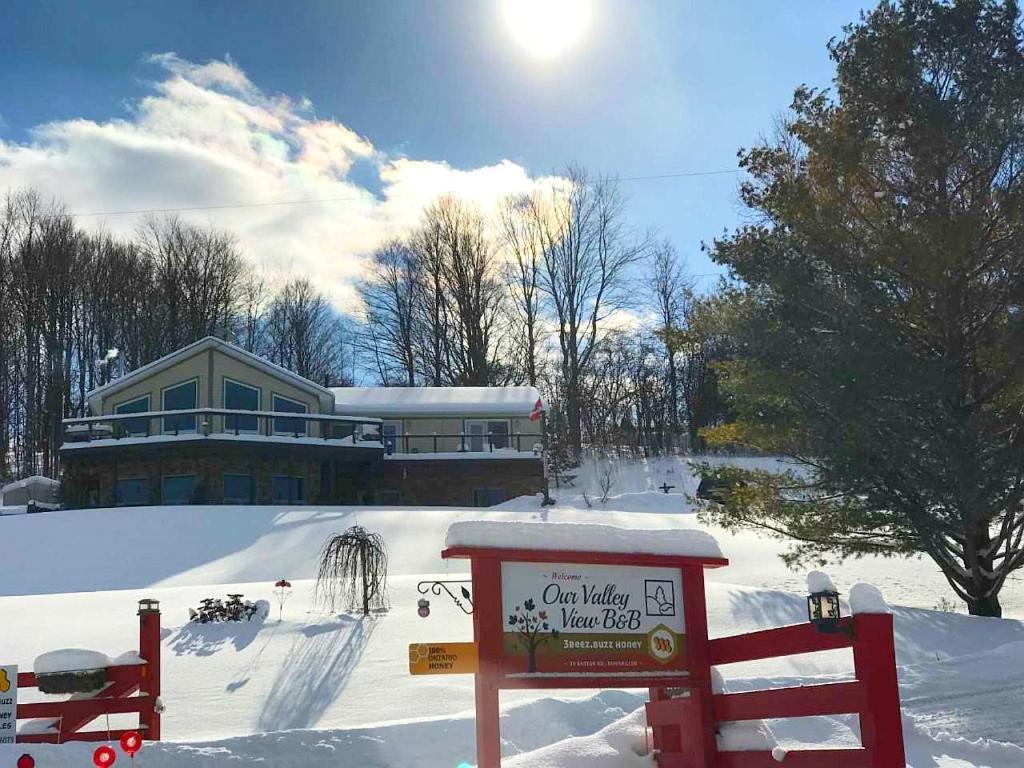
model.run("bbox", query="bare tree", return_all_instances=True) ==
[358,239,420,386]
[532,166,649,455]
[500,194,545,387]
[650,241,690,450]
[263,278,352,386]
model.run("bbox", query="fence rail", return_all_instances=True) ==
[16,601,161,744]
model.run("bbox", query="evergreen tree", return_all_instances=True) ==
[702,0,1024,616]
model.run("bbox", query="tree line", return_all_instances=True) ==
[0,177,733,482]
[0,190,353,479]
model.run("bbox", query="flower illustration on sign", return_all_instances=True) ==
[508,598,560,673]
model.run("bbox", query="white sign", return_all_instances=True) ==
[501,562,686,675]
[0,665,16,744]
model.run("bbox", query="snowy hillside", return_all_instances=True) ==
[1,456,1023,766]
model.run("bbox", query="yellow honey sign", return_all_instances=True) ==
[409,642,479,675]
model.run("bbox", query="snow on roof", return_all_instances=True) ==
[1,475,60,494]
[445,520,724,560]
[331,386,542,418]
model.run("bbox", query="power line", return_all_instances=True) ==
[68,168,741,219]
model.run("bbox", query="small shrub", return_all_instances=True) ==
[189,594,267,623]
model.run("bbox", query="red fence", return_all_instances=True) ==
[647,613,905,768]
[16,600,161,744]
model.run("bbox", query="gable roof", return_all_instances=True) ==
[331,386,542,418]
[86,337,335,413]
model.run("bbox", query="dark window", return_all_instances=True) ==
[114,395,150,437]
[272,476,306,504]
[378,489,402,505]
[272,395,307,435]
[224,380,260,433]
[223,474,255,504]
[488,421,509,450]
[162,475,198,505]
[381,423,399,455]
[473,487,506,507]
[116,477,149,506]
[162,379,198,433]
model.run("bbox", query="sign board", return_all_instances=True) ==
[409,642,479,675]
[501,562,686,675]
[0,665,17,744]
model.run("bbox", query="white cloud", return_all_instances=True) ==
[0,54,556,307]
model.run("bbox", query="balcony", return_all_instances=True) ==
[61,409,385,451]
[381,432,543,457]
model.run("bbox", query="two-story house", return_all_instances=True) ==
[60,337,545,508]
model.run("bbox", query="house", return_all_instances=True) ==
[60,337,545,508]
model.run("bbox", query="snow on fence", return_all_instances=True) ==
[15,600,161,744]
[646,613,904,768]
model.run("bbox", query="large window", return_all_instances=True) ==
[272,394,308,436]
[224,379,260,433]
[162,379,198,434]
[162,475,198,505]
[116,477,149,506]
[272,476,306,504]
[466,420,510,451]
[223,474,256,504]
[473,487,506,507]
[114,395,150,437]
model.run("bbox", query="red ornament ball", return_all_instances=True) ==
[120,730,143,756]
[17,754,35,768]
[93,745,117,767]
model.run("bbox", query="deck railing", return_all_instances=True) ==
[384,432,542,455]
[62,409,384,445]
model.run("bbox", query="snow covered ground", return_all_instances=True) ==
[1,455,1023,766]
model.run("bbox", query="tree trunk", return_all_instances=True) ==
[967,594,1001,618]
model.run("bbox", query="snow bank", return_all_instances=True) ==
[718,719,781,753]
[850,583,890,615]
[806,570,836,593]
[445,520,724,559]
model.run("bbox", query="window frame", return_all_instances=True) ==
[271,475,306,504]
[161,377,199,435]
[223,377,261,434]
[271,393,309,436]
[222,473,256,504]
[465,419,511,452]
[114,394,151,437]
[473,487,506,507]
[161,474,199,505]
[116,477,150,507]
[381,420,402,454]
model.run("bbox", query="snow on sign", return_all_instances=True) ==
[501,562,686,675]
[0,664,16,744]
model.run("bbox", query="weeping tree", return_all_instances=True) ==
[315,526,389,615]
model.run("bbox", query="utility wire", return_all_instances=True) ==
[68,168,741,218]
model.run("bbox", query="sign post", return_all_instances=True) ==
[439,541,729,768]
[0,665,17,745]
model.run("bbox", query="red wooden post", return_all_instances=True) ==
[852,613,905,768]
[680,566,718,768]
[137,599,161,741]
[472,558,502,768]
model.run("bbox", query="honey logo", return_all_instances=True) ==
[647,625,679,664]
[0,669,10,693]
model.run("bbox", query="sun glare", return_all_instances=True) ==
[502,0,591,60]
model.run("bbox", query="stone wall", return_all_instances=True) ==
[62,446,323,507]
[372,457,543,506]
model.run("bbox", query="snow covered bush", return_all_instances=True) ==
[189,594,268,624]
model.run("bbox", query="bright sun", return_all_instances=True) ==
[502,0,591,60]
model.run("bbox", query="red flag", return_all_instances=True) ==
[529,397,543,422]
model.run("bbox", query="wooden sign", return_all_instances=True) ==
[408,642,479,675]
[501,562,686,675]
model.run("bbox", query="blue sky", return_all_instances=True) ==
[0,1,868,295]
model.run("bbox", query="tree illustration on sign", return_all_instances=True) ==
[508,598,560,673]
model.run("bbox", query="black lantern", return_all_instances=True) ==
[417,597,430,618]
[807,589,849,635]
